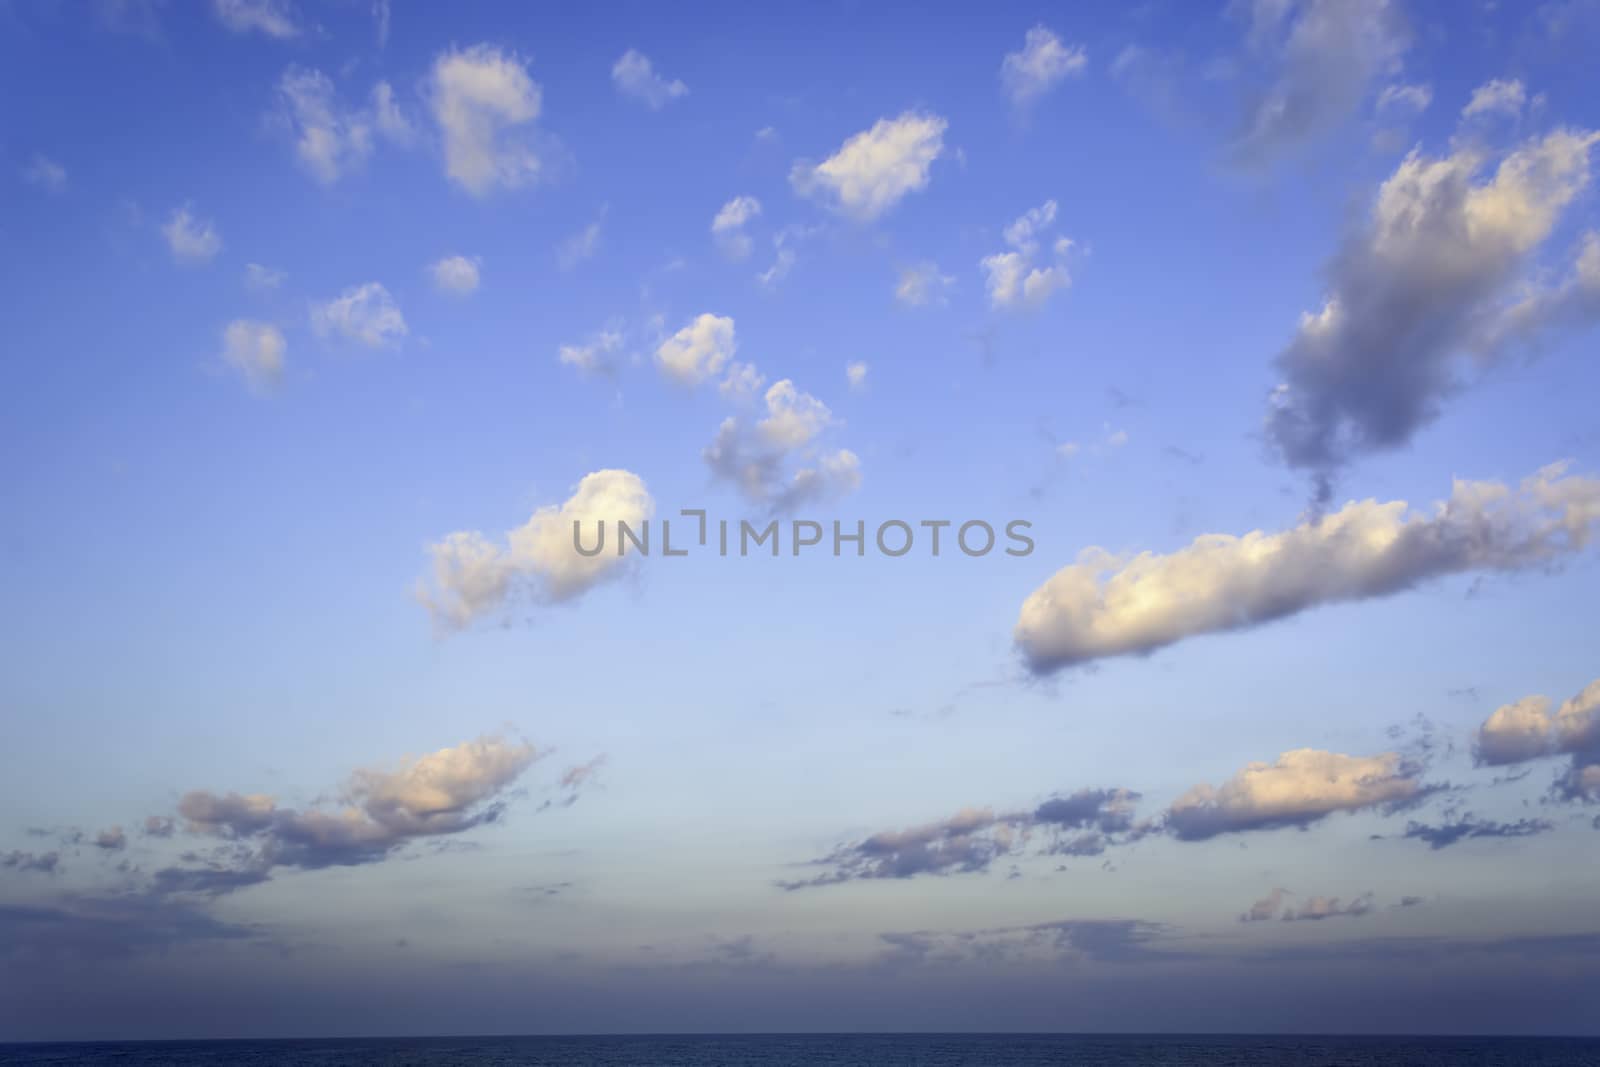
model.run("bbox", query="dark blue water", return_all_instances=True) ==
[3,1035,1600,1066]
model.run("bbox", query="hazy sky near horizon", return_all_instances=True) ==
[3,0,1600,1041]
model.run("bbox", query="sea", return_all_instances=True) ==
[2,1035,1599,1066]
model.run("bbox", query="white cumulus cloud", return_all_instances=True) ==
[311,282,407,348]
[611,49,688,109]
[428,44,543,196]
[273,68,413,185]
[895,261,954,306]
[982,200,1074,309]
[790,112,947,222]
[418,470,654,629]
[430,255,481,294]
[221,320,286,390]
[559,328,624,375]
[212,0,298,38]
[1462,77,1527,119]
[711,195,762,260]
[1000,26,1087,106]
[162,204,222,264]
[655,313,737,386]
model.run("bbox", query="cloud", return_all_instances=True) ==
[558,756,605,794]
[846,362,868,390]
[875,918,1179,967]
[162,204,221,264]
[783,789,1142,889]
[757,379,832,448]
[756,242,798,290]
[1282,893,1375,921]
[655,313,737,386]
[140,734,547,888]
[1165,749,1424,841]
[981,201,1074,309]
[559,215,604,269]
[1230,0,1409,166]
[650,314,860,509]
[1263,127,1600,493]
[372,79,414,139]
[1241,888,1291,922]
[142,816,175,838]
[780,808,1020,889]
[2,851,61,875]
[1398,815,1555,850]
[275,67,368,183]
[1000,25,1086,106]
[1462,78,1527,120]
[273,69,413,186]
[417,470,653,629]
[0,893,254,960]
[93,827,127,851]
[1474,677,1600,801]
[311,282,407,348]
[703,381,860,511]
[711,196,762,260]
[790,112,946,221]
[1476,232,1600,355]
[1376,82,1432,116]
[719,362,766,402]
[21,154,67,193]
[428,44,543,195]
[1015,461,1600,674]
[430,254,481,294]
[611,49,688,109]
[220,320,286,389]
[895,261,954,306]
[559,328,624,376]
[211,0,297,38]
[245,263,286,291]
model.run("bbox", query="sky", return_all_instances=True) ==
[3,0,1600,1043]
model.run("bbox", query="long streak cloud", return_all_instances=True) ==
[1015,461,1600,674]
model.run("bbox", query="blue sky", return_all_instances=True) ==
[3,0,1600,1041]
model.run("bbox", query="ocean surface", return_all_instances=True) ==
[3,1035,1600,1066]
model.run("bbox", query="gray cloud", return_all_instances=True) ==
[877,917,1180,968]
[1398,816,1556,850]
[1281,892,1375,921]
[786,736,1452,887]
[2,851,61,875]
[92,827,126,851]
[1229,0,1409,167]
[0,892,256,961]
[703,392,861,514]
[1016,461,1600,674]
[1263,124,1599,496]
[781,790,1145,889]
[147,733,549,890]
[1241,888,1291,922]
[780,808,1017,889]
[1395,819,1555,851]
[1474,677,1600,802]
